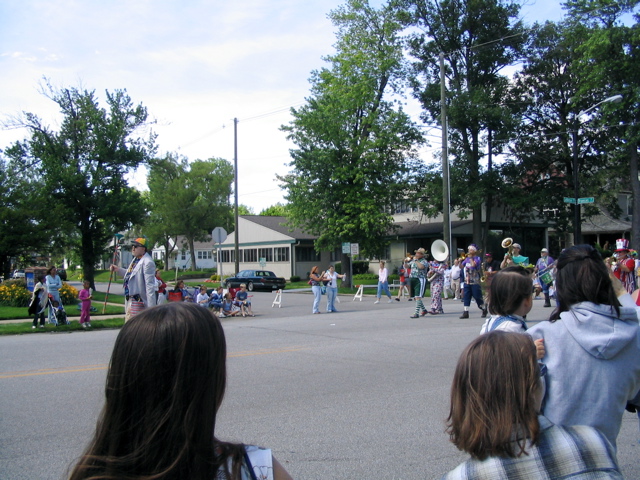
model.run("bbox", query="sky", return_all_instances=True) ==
[0,0,566,214]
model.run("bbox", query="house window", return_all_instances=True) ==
[295,247,320,262]
[258,248,273,262]
[181,251,186,260]
[243,248,258,262]
[220,250,235,263]
[274,247,290,262]
[197,250,212,260]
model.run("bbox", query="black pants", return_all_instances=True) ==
[33,311,45,327]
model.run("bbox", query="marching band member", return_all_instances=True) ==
[460,244,488,319]
[612,238,636,294]
[427,259,446,315]
[535,248,555,307]
[407,248,429,318]
[500,242,529,269]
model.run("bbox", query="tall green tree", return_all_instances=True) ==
[504,21,596,241]
[279,0,424,281]
[147,154,234,269]
[260,203,290,216]
[4,83,155,287]
[404,0,527,246]
[0,155,64,278]
[563,0,640,248]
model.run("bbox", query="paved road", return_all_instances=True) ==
[1,292,638,479]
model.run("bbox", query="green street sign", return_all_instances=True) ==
[342,242,351,254]
[577,197,595,204]
[563,197,576,204]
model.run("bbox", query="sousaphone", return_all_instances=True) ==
[431,239,449,262]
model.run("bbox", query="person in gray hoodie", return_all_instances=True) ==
[528,244,640,450]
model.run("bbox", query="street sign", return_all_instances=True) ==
[350,243,359,256]
[563,197,576,204]
[342,242,351,254]
[578,197,595,204]
[259,257,266,268]
[212,227,227,244]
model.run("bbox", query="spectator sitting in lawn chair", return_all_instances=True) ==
[234,283,254,317]
[168,280,191,302]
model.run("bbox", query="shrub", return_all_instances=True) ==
[60,283,79,304]
[3,278,26,288]
[333,261,370,275]
[0,283,32,307]
[353,273,378,281]
[290,275,300,283]
[209,274,220,281]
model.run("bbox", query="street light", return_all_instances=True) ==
[571,95,623,245]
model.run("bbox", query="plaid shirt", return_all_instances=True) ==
[440,416,622,480]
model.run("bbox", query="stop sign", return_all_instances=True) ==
[212,227,227,244]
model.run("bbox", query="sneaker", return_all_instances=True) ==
[87,323,92,327]
[481,306,488,318]
[32,326,36,329]
[408,298,413,301]
[459,311,469,319]
[39,325,44,328]
[82,324,87,328]
[409,314,419,318]
[395,298,400,302]
[374,300,380,304]
[421,310,428,316]
[387,299,393,303]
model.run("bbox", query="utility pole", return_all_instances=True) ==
[234,117,240,274]
[440,52,452,263]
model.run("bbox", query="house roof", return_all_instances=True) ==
[240,216,318,240]
[581,212,631,235]
[391,220,473,237]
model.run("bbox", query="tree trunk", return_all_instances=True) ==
[630,142,640,251]
[341,253,352,288]
[188,237,197,271]
[81,222,96,291]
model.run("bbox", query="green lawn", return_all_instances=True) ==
[0,317,125,335]
[0,303,125,320]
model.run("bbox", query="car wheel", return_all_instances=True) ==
[247,282,254,292]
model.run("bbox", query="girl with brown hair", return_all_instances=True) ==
[69,303,292,480]
[441,331,622,479]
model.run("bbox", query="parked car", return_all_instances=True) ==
[57,266,67,281]
[224,270,286,291]
[12,269,25,279]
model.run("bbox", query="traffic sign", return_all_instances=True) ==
[350,243,360,256]
[212,227,227,244]
[563,197,576,204]
[342,242,351,254]
[577,197,595,204]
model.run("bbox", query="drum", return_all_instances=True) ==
[539,270,554,286]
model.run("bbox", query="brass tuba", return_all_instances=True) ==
[501,237,515,262]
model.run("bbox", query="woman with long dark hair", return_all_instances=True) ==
[69,302,292,480]
[528,244,640,450]
[441,331,622,479]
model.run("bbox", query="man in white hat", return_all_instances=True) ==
[535,248,555,307]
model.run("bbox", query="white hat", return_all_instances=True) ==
[541,248,548,253]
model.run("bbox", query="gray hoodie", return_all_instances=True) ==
[528,296,640,450]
